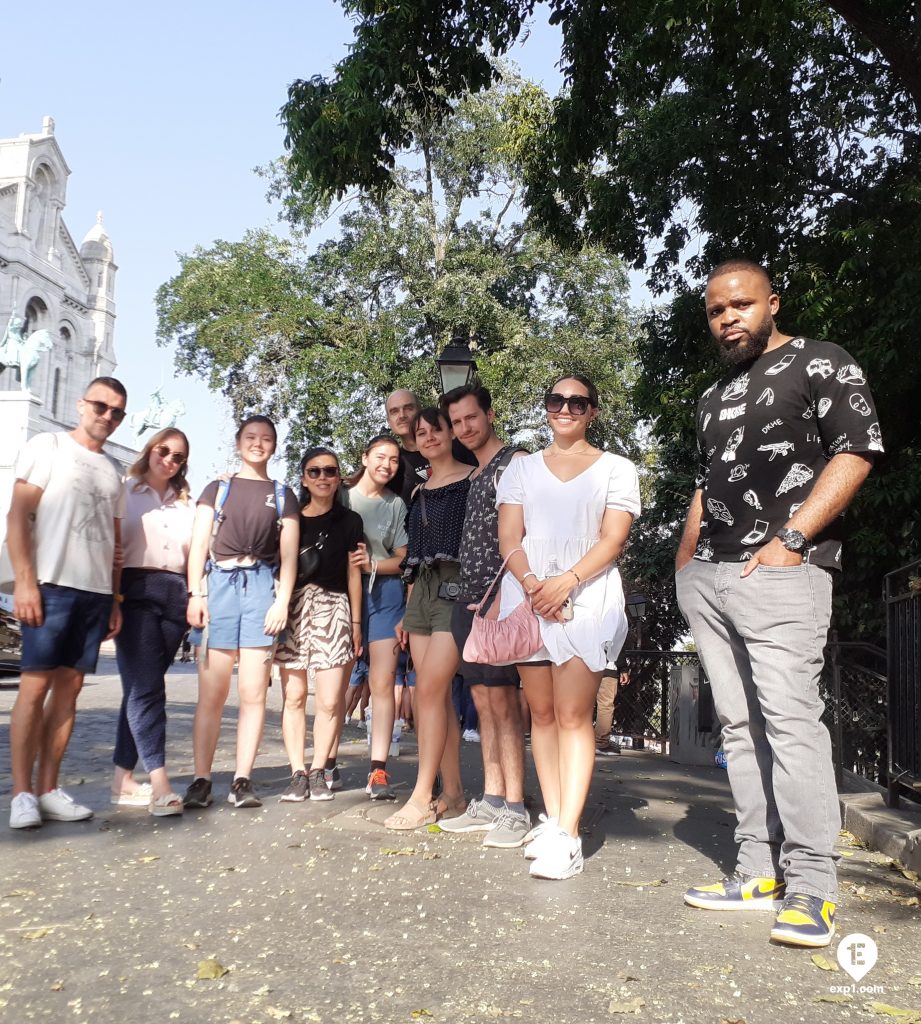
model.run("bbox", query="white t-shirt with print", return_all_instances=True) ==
[14,432,126,594]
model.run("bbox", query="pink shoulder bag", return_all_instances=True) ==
[463,548,543,665]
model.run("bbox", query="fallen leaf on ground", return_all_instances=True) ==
[908,978,921,987]
[196,959,229,980]
[815,995,852,1004]
[138,855,160,864]
[379,847,417,856]
[23,928,51,940]
[608,879,667,888]
[863,1001,921,1021]
[608,997,645,1014]
[265,1009,291,1020]
[3,890,35,898]
[811,954,839,971]
[411,1011,433,1019]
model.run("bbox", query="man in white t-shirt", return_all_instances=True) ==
[6,376,128,829]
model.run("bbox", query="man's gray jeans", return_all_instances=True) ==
[675,557,840,902]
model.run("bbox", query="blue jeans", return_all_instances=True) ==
[113,570,188,772]
[675,557,839,902]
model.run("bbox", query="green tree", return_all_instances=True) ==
[157,68,640,479]
[280,1,921,643]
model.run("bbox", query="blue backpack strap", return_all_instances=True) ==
[208,478,232,562]
[272,480,286,528]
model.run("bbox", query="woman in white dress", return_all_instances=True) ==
[496,374,640,879]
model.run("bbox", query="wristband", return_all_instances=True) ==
[568,569,581,584]
[521,571,538,584]
[113,593,125,604]
[188,591,206,598]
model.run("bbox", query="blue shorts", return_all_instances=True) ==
[362,575,406,646]
[349,657,369,688]
[395,648,416,688]
[20,583,112,673]
[190,561,278,650]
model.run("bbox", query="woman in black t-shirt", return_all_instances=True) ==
[275,448,364,802]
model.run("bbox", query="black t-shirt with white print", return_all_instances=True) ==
[694,337,883,570]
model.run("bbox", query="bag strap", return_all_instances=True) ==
[473,546,525,618]
[208,478,233,563]
[491,445,528,490]
[272,479,286,528]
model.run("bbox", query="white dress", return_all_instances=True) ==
[494,450,641,672]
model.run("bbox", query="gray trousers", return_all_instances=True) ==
[675,558,840,902]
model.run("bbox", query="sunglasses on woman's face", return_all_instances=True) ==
[305,466,340,479]
[544,392,592,416]
[153,444,186,466]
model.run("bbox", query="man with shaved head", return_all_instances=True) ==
[675,258,882,948]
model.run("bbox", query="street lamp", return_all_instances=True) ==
[436,329,478,395]
[626,592,647,649]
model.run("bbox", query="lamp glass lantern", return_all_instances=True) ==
[436,335,478,394]
[626,593,647,621]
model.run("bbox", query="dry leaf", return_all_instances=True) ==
[23,928,51,940]
[195,959,229,981]
[379,847,417,856]
[608,879,667,888]
[811,954,839,971]
[864,1002,921,1021]
[608,997,645,1014]
[50,981,64,992]
[3,889,35,898]
[138,855,160,864]
[908,978,921,987]
[815,995,852,1004]
[265,1009,291,1020]
[411,1011,433,1019]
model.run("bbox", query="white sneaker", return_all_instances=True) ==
[38,788,93,822]
[523,813,558,859]
[10,792,41,829]
[529,831,584,880]
[462,729,481,743]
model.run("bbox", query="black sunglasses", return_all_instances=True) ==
[153,444,186,467]
[544,392,592,416]
[83,398,126,423]
[305,466,340,479]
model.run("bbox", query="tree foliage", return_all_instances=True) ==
[157,69,640,492]
[279,0,921,643]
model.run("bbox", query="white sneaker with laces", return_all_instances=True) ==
[10,792,42,829]
[529,831,583,880]
[462,729,481,743]
[523,813,559,859]
[38,788,93,822]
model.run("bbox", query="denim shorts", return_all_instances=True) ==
[395,648,416,688]
[20,583,112,673]
[190,561,278,650]
[362,574,406,646]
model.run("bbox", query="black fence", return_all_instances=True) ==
[885,559,921,807]
[616,642,890,794]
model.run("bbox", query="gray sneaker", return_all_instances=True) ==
[482,808,531,849]
[438,798,502,833]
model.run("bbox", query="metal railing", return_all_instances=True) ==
[616,650,702,750]
[885,559,921,807]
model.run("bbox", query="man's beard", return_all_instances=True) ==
[716,314,773,366]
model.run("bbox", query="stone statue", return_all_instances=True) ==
[0,315,54,393]
[129,388,186,438]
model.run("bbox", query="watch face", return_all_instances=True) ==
[779,528,806,551]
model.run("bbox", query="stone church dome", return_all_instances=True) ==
[79,211,114,262]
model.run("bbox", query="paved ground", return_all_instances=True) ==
[1,659,919,1024]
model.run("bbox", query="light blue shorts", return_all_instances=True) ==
[190,561,278,650]
[362,575,406,646]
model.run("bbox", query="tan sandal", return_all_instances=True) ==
[149,793,183,817]
[383,800,437,831]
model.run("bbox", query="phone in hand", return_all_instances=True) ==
[560,597,574,621]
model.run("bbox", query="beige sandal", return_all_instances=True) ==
[383,800,437,831]
[149,793,183,817]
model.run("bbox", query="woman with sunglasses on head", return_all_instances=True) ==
[183,415,300,810]
[385,408,473,831]
[341,434,408,800]
[110,429,195,816]
[274,449,364,801]
[496,375,640,878]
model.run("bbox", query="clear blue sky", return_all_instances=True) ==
[2,2,564,488]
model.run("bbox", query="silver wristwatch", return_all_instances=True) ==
[775,527,808,553]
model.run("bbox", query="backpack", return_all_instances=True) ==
[209,476,287,564]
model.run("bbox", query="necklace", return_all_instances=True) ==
[548,443,594,457]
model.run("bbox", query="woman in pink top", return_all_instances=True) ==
[110,428,195,816]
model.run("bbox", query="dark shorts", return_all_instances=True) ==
[20,583,112,673]
[403,562,459,636]
[451,601,520,687]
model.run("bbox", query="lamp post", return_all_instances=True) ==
[626,592,647,650]
[436,328,478,395]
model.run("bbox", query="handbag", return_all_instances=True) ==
[296,530,327,586]
[463,548,543,665]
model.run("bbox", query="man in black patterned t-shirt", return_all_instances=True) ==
[675,259,882,949]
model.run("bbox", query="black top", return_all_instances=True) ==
[297,504,364,593]
[406,474,472,567]
[457,446,523,602]
[395,441,477,507]
[199,477,299,563]
[694,337,883,569]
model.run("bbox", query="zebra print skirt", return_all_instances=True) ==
[275,584,353,670]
